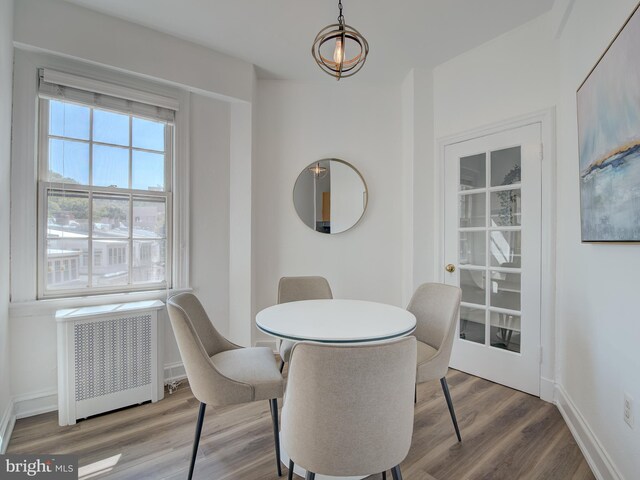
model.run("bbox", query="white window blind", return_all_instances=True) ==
[38,68,178,123]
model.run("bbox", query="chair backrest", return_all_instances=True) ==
[407,283,462,354]
[278,276,333,304]
[282,337,417,477]
[167,293,249,405]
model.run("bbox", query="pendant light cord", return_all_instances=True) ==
[337,0,344,24]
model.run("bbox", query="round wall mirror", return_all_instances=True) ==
[293,158,368,234]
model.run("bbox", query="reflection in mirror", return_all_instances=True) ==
[293,159,367,234]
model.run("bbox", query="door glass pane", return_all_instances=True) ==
[490,230,521,268]
[133,198,166,238]
[491,146,521,186]
[460,269,486,306]
[460,153,486,190]
[49,139,89,184]
[490,312,521,353]
[133,239,166,284]
[93,241,129,286]
[459,231,485,266]
[46,239,88,290]
[93,194,130,237]
[490,189,521,226]
[460,306,485,345]
[93,145,130,188]
[490,271,521,311]
[459,193,486,227]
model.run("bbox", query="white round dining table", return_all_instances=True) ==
[255,299,417,480]
[256,298,417,343]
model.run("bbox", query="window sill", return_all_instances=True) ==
[9,287,192,318]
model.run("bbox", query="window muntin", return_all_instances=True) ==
[39,98,172,297]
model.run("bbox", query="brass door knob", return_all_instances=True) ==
[445,264,456,273]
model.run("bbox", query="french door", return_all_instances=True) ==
[443,123,542,396]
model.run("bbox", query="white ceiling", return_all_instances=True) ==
[62,0,554,82]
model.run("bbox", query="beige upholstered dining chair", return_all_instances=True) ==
[277,276,333,372]
[408,282,463,442]
[282,337,417,480]
[167,293,285,479]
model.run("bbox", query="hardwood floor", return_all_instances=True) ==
[7,369,594,480]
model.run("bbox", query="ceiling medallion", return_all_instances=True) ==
[311,0,369,80]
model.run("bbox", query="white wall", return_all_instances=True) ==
[432,4,639,479]
[254,80,404,341]
[0,0,14,454]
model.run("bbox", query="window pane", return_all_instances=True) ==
[133,198,166,238]
[460,153,486,190]
[46,239,88,290]
[132,117,165,151]
[49,139,89,184]
[93,241,129,286]
[490,189,521,226]
[491,146,521,187]
[93,194,130,237]
[47,190,89,238]
[132,151,165,191]
[459,231,485,266]
[459,192,486,227]
[460,305,485,345]
[490,271,521,311]
[93,109,129,146]
[133,240,166,284]
[93,145,129,188]
[49,100,90,140]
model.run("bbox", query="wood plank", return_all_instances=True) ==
[6,371,594,480]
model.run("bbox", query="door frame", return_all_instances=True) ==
[436,108,556,402]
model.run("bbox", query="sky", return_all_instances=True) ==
[48,100,166,190]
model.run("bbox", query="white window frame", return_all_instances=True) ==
[36,97,174,299]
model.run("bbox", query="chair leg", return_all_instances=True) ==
[391,465,403,480]
[440,377,462,442]
[305,472,315,480]
[280,359,285,373]
[382,471,387,480]
[288,460,294,480]
[414,385,417,404]
[188,402,206,480]
[270,399,283,476]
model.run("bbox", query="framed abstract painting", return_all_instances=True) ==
[577,1,640,242]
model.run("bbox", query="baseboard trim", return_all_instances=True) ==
[540,376,555,403]
[163,362,186,383]
[0,399,16,453]
[555,384,622,480]
[13,389,58,420]
[255,339,278,353]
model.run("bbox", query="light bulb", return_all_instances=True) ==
[333,38,344,65]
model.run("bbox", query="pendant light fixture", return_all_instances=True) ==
[308,162,328,179]
[311,0,369,80]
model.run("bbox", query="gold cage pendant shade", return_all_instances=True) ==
[311,0,369,80]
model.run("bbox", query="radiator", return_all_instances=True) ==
[56,300,165,426]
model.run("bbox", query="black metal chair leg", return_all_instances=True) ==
[280,360,285,373]
[288,460,294,480]
[414,385,417,404]
[270,399,283,476]
[391,465,403,480]
[440,377,462,442]
[188,402,206,480]
[305,472,315,480]
[382,471,387,480]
